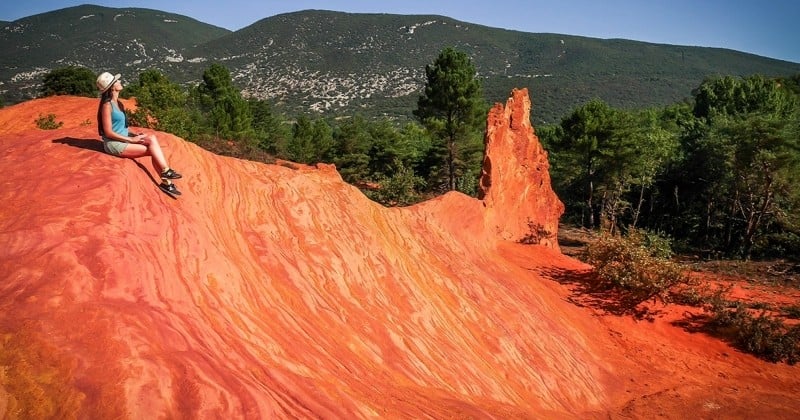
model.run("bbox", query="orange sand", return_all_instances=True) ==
[0,95,797,419]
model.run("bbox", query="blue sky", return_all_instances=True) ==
[3,1,799,63]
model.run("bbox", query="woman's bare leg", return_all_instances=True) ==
[144,135,169,174]
[118,135,171,178]
[118,143,149,158]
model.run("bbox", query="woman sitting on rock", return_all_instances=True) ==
[96,71,183,196]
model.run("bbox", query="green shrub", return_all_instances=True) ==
[366,161,425,206]
[625,228,675,259]
[583,228,688,304]
[669,283,707,306]
[40,66,96,97]
[35,113,63,130]
[752,232,800,261]
[737,313,799,364]
[708,301,800,364]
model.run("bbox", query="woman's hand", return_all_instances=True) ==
[134,134,149,145]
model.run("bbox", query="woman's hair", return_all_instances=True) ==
[96,90,127,137]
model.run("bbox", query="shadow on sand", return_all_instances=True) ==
[52,137,176,200]
[534,265,664,320]
[53,137,105,153]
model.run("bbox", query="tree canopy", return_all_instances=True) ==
[545,74,800,259]
[194,63,254,140]
[414,47,486,193]
[40,66,96,98]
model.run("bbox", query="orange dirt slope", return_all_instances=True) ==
[0,93,798,419]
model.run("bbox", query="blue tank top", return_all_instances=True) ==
[109,101,128,137]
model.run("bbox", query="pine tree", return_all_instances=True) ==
[414,47,486,192]
[194,63,253,140]
[40,66,96,97]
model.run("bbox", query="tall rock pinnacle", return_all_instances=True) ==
[478,88,564,249]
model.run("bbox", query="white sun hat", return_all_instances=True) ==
[96,71,121,92]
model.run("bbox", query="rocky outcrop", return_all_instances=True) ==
[479,88,564,249]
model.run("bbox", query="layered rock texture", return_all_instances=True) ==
[479,88,563,247]
[1,91,798,419]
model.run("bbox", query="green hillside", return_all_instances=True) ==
[0,5,230,100]
[182,10,800,123]
[1,7,798,123]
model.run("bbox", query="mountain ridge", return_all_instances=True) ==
[1,6,799,123]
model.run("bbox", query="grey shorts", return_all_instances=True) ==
[102,137,128,156]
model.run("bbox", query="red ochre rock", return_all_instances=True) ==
[479,88,564,249]
[1,95,798,419]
